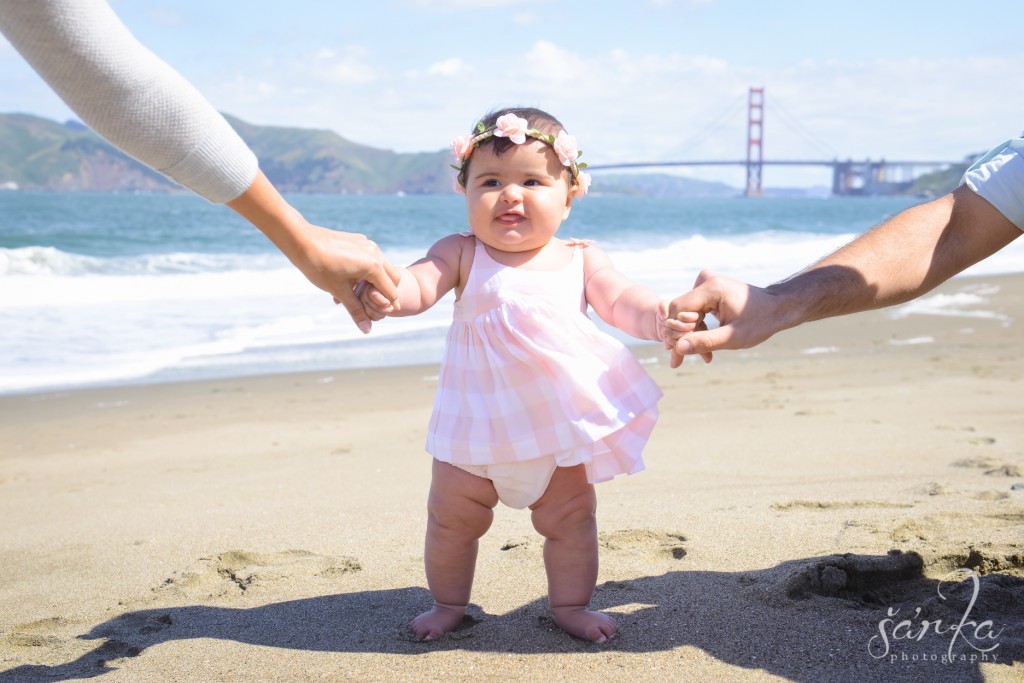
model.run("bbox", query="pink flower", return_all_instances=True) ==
[493,113,529,145]
[450,134,475,160]
[572,171,592,199]
[553,130,579,167]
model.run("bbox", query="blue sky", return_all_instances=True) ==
[2,0,1022,187]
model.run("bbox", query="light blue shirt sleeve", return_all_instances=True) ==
[960,135,1024,231]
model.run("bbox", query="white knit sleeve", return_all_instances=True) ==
[0,0,259,203]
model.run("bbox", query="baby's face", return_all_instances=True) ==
[464,140,573,254]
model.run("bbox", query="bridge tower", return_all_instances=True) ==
[745,86,764,197]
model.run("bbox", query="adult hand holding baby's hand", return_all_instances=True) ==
[666,269,790,367]
[354,281,398,322]
[662,309,712,367]
[227,172,401,334]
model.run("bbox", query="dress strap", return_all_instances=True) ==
[565,237,594,249]
[458,233,495,298]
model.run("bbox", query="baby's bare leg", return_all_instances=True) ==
[412,460,498,640]
[530,464,615,644]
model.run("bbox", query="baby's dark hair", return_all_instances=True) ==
[457,107,568,188]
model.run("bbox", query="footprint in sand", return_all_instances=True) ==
[598,529,688,560]
[927,547,1024,577]
[500,530,688,561]
[88,613,174,642]
[771,499,912,511]
[915,481,1014,501]
[887,515,956,544]
[155,549,361,599]
[0,617,69,649]
[951,456,1023,477]
[986,464,1024,477]
[952,455,1002,469]
[970,490,1011,501]
[499,537,533,552]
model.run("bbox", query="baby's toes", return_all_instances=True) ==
[589,614,617,643]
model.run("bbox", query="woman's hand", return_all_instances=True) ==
[228,172,401,333]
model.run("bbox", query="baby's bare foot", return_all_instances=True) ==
[409,602,466,641]
[550,605,617,643]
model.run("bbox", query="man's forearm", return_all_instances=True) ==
[766,187,1020,326]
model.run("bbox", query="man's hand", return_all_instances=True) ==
[665,270,785,367]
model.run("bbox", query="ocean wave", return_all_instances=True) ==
[0,301,453,394]
[0,270,316,308]
[888,288,1010,322]
[0,246,287,277]
[5,216,1024,394]
[605,231,860,292]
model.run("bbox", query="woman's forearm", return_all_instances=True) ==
[227,172,308,259]
[229,172,399,330]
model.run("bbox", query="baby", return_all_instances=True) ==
[360,107,692,643]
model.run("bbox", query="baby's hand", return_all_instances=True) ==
[659,299,699,345]
[356,280,396,321]
[661,307,713,364]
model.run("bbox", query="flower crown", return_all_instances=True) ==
[450,112,592,199]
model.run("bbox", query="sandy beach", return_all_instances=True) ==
[1,273,1022,683]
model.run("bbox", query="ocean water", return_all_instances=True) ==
[3,190,1023,395]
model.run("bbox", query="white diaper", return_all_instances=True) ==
[453,457,559,509]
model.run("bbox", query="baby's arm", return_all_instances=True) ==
[360,233,465,319]
[583,246,666,342]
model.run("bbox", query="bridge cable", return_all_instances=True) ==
[764,93,839,160]
[667,91,747,159]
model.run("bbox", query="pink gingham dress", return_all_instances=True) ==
[425,236,662,484]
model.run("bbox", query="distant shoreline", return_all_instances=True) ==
[0,111,965,197]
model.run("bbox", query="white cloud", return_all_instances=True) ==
[190,33,1024,189]
[753,56,1024,163]
[523,41,588,83]
[312,46,377,85]
[426,57,468,77]
[511,11,540,25]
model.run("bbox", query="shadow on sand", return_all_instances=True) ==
[3,550,1021,683]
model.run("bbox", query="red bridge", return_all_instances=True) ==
[588,88,964,197]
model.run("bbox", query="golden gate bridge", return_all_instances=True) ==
[588,87,963,197]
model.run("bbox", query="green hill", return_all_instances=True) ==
[588,172,739,198]
[8,112,963,198]
[0,112,453,194]
[907,157,976,198]
[223,115,451,194]
[0,113,173,192]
